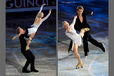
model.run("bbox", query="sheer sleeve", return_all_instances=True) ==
[35,4,44,19]
[38,4,44,14]
[42,12,51,21]
[70,16,77,28]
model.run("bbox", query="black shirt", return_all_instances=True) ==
[74,12,91,31]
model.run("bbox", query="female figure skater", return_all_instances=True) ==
[12,3,52,73]
[63,16,90,69]
[12,3,52,51]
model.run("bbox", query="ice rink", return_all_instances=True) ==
[58,35,108,76]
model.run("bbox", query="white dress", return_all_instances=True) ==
[65,17,82,50]
[28,5,51,35]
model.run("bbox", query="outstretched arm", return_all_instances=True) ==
[12,27,25,40]
[70,16,77,27]
[35,3,46,19]
[26,33,36,51]
[42,9,52,21]
[84,10,93,15]
[12,33,21,40]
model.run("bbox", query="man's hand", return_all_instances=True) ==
[12,36,17,40]
[91,11,93,15]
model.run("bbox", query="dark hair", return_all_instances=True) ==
[76,6,84,11]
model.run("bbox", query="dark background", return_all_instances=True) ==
[58,0,108,41]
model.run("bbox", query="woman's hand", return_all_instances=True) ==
[43,3,46,6]
[74,16,77,19]
[49,9,52,13]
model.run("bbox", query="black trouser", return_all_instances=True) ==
[19,34,35,70]
[68,32,102,53]
[21,50,35,70]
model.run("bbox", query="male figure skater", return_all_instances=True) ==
[68,6,105,56]
[19,33,38,73]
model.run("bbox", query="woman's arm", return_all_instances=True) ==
[70,16,77,27]
[26,33,36,51]
[42,9,52,21]
[35,3,46,19]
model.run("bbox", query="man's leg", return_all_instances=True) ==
[88,35,105,52]
[23,60,30,70]
[68,40,73,52]
[27,50,38,72]
[19,34,31,73]
[83,39,89,56]
[21,51,31,73]
[21,50,38,73]
[83,33,89,56]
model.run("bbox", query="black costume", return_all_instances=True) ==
[19,30,38,73]
[68,12,105,56]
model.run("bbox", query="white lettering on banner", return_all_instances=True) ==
[14,0,22,8]
[6,0,54,9]
[27,0,35,7]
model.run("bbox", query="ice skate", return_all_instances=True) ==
[76,63,83,69]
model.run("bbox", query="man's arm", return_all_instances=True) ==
[83,10,93,15]
[12,33,21,40]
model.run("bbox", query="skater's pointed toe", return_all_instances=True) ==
[100,43,105,52]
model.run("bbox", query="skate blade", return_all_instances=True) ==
[76,66,83,69]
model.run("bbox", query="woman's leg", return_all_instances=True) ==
[80,28,90,37]
[73,43,83,68]
[80,29,85,37]
[73,43,82,63]
[12,27,25,40]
